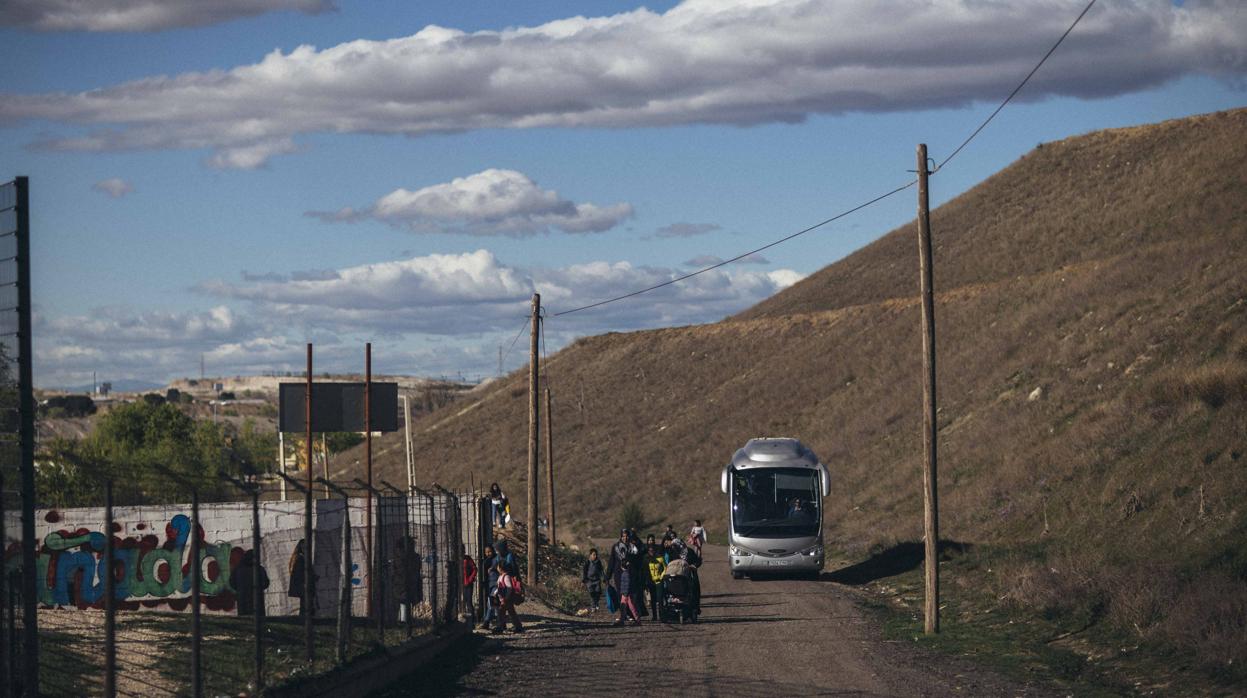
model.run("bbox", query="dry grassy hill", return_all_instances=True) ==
[340,108,1246,686]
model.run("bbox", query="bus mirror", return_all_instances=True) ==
[820,464,830,497]
[721,465,730,494]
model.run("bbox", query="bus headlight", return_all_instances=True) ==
[800,545,823,557]
[729,545,752,557]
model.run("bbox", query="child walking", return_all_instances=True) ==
[613,559,642,627]
[582,549,604,612]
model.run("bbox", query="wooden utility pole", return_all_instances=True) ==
[527,294,541,583]
[543,387,556,546]
[916,144,940,635]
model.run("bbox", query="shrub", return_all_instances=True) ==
[1157,572,1247,675]
[617,500,647,532]
[42,394,96,417]
[1149,362,1247,409]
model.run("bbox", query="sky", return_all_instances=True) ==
[1,0,1243,388]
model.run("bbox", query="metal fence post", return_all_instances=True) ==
[316,479,351,665]
[251,485,263,692]
[0,470,8,698]
[104,480,116,698]
[478,496,489,620]
[190,487,202,698]
[416,488,438,628]
[435,486,461,624]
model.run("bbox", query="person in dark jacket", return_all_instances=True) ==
[495,538,517,573]
[230,550,269,616]
[287,539,317,616]
[395,536,424,622]
[582,549,604,611]
[480,545,498,630]
[606,529,645,624]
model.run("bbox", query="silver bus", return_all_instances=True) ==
[720,438,829,579]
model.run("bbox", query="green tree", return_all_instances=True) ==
[39,400,231,505]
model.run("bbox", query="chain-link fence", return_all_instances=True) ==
[0,176,36,698]
[0,481,486,696]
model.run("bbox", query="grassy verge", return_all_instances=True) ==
[37,609,436,695]
[840,543,1245,697]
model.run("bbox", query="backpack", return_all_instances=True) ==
[508,574,525,605]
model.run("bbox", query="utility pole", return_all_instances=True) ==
[916,144,940,635]
[527,294,540,583]
[498,345,503,377]
[402,394,413,492]
[543,387,556,547]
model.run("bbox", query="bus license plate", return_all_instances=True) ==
[768,559,791,566]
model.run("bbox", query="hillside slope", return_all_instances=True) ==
[339,108,1246,684]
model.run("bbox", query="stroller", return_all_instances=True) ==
[660,570,700,624]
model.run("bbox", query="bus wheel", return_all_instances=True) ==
[732,571,744,580]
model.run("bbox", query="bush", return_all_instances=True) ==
[617,500,647,532]
[41,394,96,418]
[1157,572,1247,675]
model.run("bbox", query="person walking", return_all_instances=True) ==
[230,549,269,617]
[395,536,424,623]
[479,544,498,630]
[614,558,642,626]
[493,560,525,633]
[582,549,604,612]
[644,544,665,621]
[495,538,517,571]
[489,483,509,529]
[690,520,706,551]
[287,539,317,617]
[462,546,478,625]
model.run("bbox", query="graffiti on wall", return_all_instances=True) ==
[3,512,245,610]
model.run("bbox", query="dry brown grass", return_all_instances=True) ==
[336,108,1247,685]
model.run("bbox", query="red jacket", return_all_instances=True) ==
[463,556,478,587]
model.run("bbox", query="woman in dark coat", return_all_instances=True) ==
[287,539,316,616]
[231,549,269,616]
[395,536,424,616]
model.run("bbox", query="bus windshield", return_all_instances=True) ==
[731,467,820,538]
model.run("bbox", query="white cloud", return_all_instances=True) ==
[38,250,804,385]
[309,169,633,236]
[0,0,334,32]
[3,0,1242,166]
[41,305,253,346]
[654,222,721,239]
[92,177,133,198]
[200,248,804,336]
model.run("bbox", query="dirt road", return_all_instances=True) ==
[381,546,1056,697]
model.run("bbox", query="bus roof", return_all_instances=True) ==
[730,437,821,470]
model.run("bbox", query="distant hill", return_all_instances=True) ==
[46,379,164,394]
[336,108,1246,681]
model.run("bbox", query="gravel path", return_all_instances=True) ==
[380,546,1060,697]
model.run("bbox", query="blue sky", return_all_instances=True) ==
[1,0,1243,387]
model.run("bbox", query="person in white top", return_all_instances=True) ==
[689,520,706,549]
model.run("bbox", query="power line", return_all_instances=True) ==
[937,0,1097,171]
[550,0,1099,318]
[553,180,916,317]
[498,315,530,371]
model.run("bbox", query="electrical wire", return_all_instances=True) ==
[936,0,1097,171]
[552,180,917,317]
[498,316,531,372]
[551,0,1099,318]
